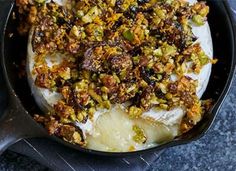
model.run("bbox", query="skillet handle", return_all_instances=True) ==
[0,93,47,154]
[0,0,47,154]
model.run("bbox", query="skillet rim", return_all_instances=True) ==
[1,0,236,156]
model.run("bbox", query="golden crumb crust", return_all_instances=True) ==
[17,0,213,145]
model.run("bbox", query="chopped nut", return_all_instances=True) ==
[128,106,143,119]
[132,125,147,144]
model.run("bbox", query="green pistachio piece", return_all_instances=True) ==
[192,15,204,26]
[132,125,147,144]
[123,30,134,41]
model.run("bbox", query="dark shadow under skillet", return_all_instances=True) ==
[0,0,235,157]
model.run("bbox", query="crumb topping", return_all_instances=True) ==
[16,0,214,145]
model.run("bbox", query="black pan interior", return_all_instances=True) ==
[2,0,236,155]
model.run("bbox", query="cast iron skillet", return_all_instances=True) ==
[0,0,235,156]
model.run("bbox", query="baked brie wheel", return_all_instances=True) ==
[22,0,214,152]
